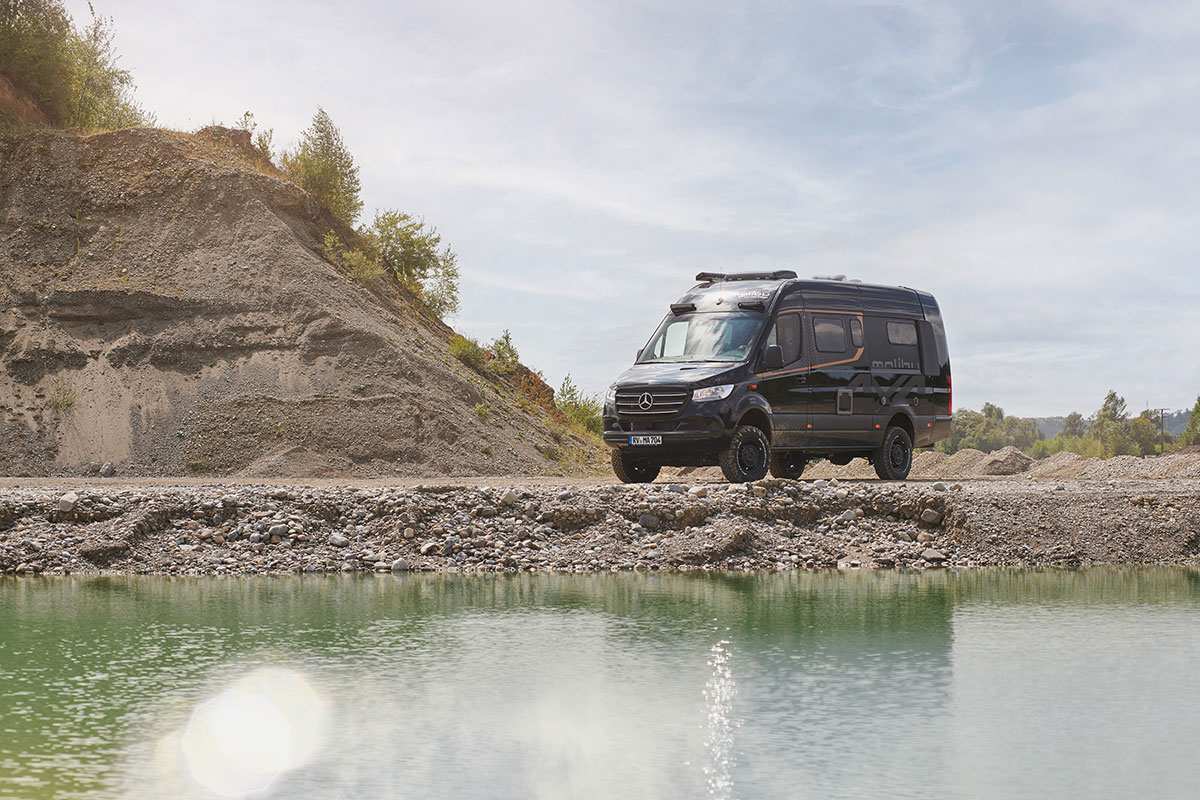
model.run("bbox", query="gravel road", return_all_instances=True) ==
[1,477,1197,576]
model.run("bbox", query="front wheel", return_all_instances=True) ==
[769,451,807,480]
[611,451,661,484]
[720,425,771,483]
[873,425,913,480]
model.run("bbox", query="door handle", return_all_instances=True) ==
[795,375,807,384]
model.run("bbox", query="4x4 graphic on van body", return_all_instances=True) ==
[603,271,951,484]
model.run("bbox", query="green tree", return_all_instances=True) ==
[1062,411,1088,438]
[1180,396,1200,448]
[0,0,75,124]
[369,209,460,318]
[1092,390,1137,457]
[488,330,519,373]
[283,106,362,223]
[1130,412,1159,456]
[66,3,152,128]
[935,404,1041,454]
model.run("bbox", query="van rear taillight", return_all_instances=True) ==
[948,374,953,414]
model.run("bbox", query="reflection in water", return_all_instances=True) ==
[176,668,328,797]
[0,569,1199,799]
[703,639,736,799]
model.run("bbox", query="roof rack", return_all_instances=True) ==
[695,270,797,283]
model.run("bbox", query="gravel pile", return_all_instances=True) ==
[1,477,1196,576]
[803,447,1200,481]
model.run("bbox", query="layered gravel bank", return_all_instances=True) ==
[1,478,1198,576]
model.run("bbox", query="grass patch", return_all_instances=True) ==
[46,375,75,411]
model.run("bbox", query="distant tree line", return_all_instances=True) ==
[0,0,152,129]
[937,391,1200,458]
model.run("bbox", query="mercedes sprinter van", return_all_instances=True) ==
[603,271,951,483]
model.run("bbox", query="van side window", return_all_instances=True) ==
[814,316,847,353]
[849,317,863,348]
[765,313,802,364]
[887,321,918,346]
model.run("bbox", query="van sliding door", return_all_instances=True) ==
[807,312,872,448]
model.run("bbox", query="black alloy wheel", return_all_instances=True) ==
[873,425,913,480]
[612,451,662,484]
[720,425,771,483]
[769,451,808,480]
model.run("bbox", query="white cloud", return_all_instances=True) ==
[73,0,1200,415]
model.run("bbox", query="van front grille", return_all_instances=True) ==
[614,387,691,417]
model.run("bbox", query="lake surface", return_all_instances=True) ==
[3,569,1200,799]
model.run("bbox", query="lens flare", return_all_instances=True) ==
[180,667,328,797]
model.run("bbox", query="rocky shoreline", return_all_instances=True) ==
[1,478,1198,576]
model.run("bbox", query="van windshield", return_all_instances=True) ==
[638,311,765,364]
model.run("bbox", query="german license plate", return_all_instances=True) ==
[629,435,662,446]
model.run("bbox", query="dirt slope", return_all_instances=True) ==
[0,126,602,477]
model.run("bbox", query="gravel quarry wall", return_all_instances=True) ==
[0,127,601,478]
[2,476,1197,576]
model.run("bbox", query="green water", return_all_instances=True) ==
[2,569,1200,799]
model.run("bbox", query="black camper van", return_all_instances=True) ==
[602,272,951,483]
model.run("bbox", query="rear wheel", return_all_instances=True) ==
[611,451,661,484]
[873,425,913,480]
[769,451,807,480]
[720,425,771,483]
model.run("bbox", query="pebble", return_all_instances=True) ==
[99,461,115,477]
[0,478,1174,577]
[58,492,79,513]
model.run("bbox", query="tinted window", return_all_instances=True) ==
[765,313,802,364]
[814,317,846,353]
[887,321,918,346]
[849,317,863,348]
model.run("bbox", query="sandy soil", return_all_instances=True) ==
[0,127,603,479]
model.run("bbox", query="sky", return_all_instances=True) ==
[68,0,1200,417]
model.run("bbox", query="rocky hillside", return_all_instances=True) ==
[0,127,602,477]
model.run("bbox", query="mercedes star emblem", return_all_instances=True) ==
[638,393,654,410]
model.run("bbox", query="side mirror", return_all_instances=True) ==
[636,348,643,361]
[762,344,784,370]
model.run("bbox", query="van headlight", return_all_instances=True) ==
[692,384,734,402]
[605,385,616,405]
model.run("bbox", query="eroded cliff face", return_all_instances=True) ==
[0,127,599,477]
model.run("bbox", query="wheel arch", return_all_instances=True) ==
[737,407,772,442]
[886,411,915,440]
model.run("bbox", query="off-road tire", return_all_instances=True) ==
[873,425,913,480]
[611,451,661,484]
[720,425,771,483]
[769,451,807,480]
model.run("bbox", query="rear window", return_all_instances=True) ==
[814,317,846,353]
[886,321,917,346]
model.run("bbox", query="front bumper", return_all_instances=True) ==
[603,403,733,458]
